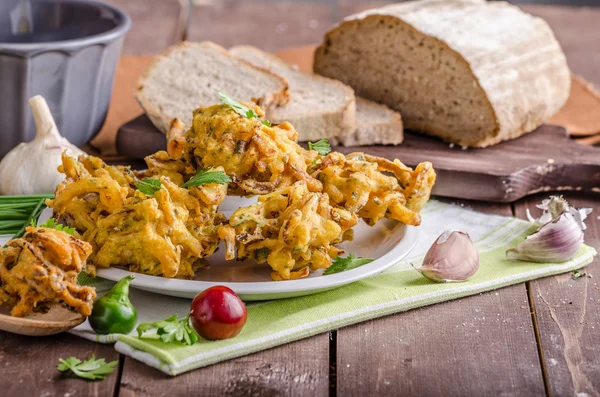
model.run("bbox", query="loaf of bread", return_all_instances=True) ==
[231,45,403,145]
[136,41,289,134]
[314,0,571,147]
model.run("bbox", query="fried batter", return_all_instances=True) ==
[221,181,357,280]
[182,104,321,195]
[0,227,96,317]
[86,176,226,279]
[310,152,436,226]
[47,153,132,234]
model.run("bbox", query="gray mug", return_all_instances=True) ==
[0,0,131,158]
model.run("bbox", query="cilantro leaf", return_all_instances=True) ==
[323,253,374,275]
[136,178,162,196]
[217,90,259,118]
[182,167,232,188]
[31,218,76,235]
[216,90,272,126]
[572,270,586,280]
[56,354,118,381]
[137,314,198,345]
[307,138,332,156]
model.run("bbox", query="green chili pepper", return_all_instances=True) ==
[88,275,138,335]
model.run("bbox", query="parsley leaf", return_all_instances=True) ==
[216,90,272,126]
[572,270,586,280]
[57,354,118,381]
[182,167,232,188]
[307,138,331,156]
[137,314,198,345]
[323,253,374,275]
[136,178,162,196]
[31,218,76,235]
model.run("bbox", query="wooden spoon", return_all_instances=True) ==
[0,304,85,336]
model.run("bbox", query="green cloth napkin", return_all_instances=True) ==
[70,200,597,375]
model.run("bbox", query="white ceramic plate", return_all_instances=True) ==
[1,200,418,301]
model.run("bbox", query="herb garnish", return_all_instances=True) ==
[135,178,162,196]
[31,218,76,235]
[572,270,586,280]
[323,253,374,275]
[137,314,198,345]
[183,167,232,188]
[57,354,118,381]
[216,90,272,126]
[308,138,332,156]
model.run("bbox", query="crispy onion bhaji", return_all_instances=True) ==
[310,152,436,226]
[46,153,133,234]
[182,103,321,195]
[0,227,96,317]
[220,181,357,280]
[85,175,227,279]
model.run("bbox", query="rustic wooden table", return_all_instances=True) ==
[2,2,599,396]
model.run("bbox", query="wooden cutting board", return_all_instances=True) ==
[115,46,600,203]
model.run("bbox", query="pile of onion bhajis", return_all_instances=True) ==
[45,99,435,281]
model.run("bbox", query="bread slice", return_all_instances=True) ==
[230,45,356,143]
[314,0,570,147]
[136,41,289,134]
[340,98,403,146]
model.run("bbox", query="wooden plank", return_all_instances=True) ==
[187,1,334,52]
[514,192,600,396]
[336,200,546,396]
[119,333,330,396]
[0,332,120,396]
[104,0,185,54]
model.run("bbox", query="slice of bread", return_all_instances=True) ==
[314,0,570,147]
[230,45,356,143]
[340,98,403,146]
[136,41,289,134]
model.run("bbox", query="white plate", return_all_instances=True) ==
[2,199,418,301]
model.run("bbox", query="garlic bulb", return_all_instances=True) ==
[415,230,480,283]
[507,196,592,263]
[0,95,85,195]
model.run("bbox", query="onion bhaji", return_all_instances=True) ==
[220,181,357,280]
[0,227,96,317]
[86,176,227,279]
[182,103,321,195]
[46,153,133,234]
[310,152,436,226]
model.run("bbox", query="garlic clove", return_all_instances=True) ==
[507,212,584,262]
[415,230,480,283]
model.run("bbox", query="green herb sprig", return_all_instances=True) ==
[31,218,76,235]
[57,354,118,381]
[135,178,162,196]
[572,270,586,280]
[216,90,272,126]
[324,253,374,275]
[137,314,198,345]
[183,167,232,188]
[308,139,332,156]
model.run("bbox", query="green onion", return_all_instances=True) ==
[0,194,53,239]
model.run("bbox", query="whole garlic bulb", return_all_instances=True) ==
[507,196,592,263]
[0,95,85,195]
[415,230,480,283]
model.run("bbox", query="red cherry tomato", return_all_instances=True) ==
[190,286,247,340]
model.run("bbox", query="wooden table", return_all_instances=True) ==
[2,2,599,396]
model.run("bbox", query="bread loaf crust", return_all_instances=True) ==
[314,0,571,147]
